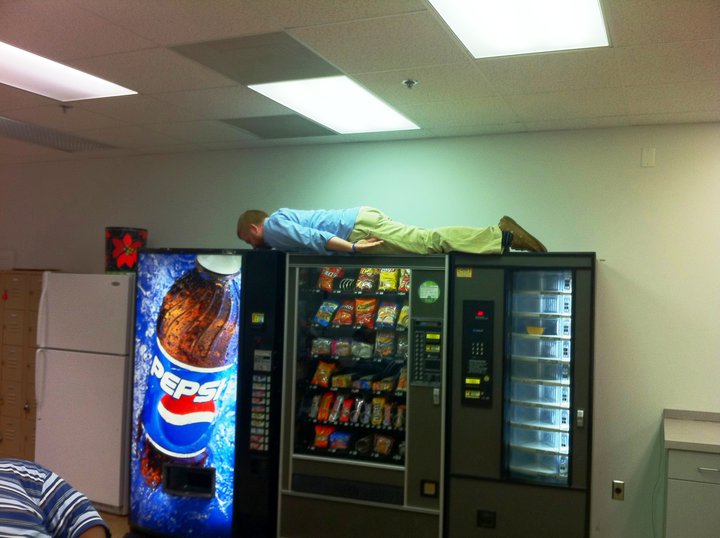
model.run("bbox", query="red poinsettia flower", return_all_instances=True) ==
[112,232,143,268]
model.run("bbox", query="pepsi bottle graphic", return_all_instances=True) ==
[138,255,242,488]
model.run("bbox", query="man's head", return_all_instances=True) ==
[237,210,269,248]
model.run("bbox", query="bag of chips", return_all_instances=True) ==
[398,269,411,293]
[329,430,352,450]
[314,425,334,448]
[311,361,337,387]
[317,266,345,292]
[331,299,355,326]
[374,331,396,357]
[374,434,395,456]
[376,301,399,328]
[355,298,377,328]
[354,267,380,292]
[313,300,340,326]
[397,304,410,329]
[378,268,399,292]
[310,338,332,356]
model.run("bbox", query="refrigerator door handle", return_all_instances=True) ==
[36,271,51,348]
[576,409,585,428]
[35,348,47,409]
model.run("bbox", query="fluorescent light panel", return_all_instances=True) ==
[0,41,136,101]
[248,76,419,134]
[428,0,609,59]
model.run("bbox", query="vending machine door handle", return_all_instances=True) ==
[576,409,585,428]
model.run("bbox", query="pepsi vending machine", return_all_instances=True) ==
[127,249,285,538]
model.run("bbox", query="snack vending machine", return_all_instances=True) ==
[278,254,448,538]
[445,252,595,538]
[127,249,285,538]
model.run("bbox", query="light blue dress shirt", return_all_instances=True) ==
[263,207,360,254]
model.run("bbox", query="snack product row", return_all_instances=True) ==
[310,361,408,392]
[316,267,411,294]
[307,427,404,461]
[310,332,408,360]
[313,298,409,329]
[306,392,406,430]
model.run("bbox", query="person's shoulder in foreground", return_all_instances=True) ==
[0,458,110,538]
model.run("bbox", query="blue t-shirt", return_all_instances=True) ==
[0,459,109,538]
[263,208,360,254]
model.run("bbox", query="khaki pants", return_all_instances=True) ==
[347,207,502,255]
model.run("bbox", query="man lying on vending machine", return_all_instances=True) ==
[237,207,547,254]
[0,459,110,538]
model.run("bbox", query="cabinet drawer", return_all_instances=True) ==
[668,450,720,484]
[0,274,28,310]
[2,310,26,346]
[1,345,24,382]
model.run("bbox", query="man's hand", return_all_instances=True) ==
[353,237,384,252]
[326,236,384,253]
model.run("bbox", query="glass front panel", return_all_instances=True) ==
[505,270,573,486]
[292,266,410,467]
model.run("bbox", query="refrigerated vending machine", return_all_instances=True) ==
[278,254,447,538]
[127,249,285,538]
[445,252,595,537]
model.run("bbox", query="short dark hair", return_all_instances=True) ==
[237,210,268,237]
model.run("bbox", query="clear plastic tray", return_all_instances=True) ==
[513,271,573,293]
[508,426,569,454]
[511,359,570,384]
[510,381,570,407]
[512,292,572,316]
[511,337,571,360]
[507,450,569,484]
[511,316,572,338]
[508,403,570,430]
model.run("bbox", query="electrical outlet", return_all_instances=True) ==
[612,480,625,500]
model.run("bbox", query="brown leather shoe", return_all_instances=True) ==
[498,216,547,252]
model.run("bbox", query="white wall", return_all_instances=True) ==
[2,123,719,537]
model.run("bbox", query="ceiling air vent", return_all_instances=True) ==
[0,116,114,152]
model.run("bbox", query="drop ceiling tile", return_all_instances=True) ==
[3,105,126,132]
[0,0,154,60]
[246,0,427,28]
[74,94,204,124]
[0,136,76,158]
[624,82,720,115]
[152,86,289,119]
[354,62,497,106]
[426,123,528,137]
[150,120,257,143]
[0,84,57,112]
[290,11,468,74]
[223,115,334,139]
[604,0,720,47]
[628,110,720,126]
[400,97,520,128]
[524,116,631,132]
[616,40,720,87]
[506,88,628,122]
[476,48,622,96]
[68,48,238,95]
[72,0,280,46]
[172,32,340,85]
[73,125,186,148]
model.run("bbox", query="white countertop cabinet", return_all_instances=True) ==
[663,410,720,538]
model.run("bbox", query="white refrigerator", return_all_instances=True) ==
[35,272,134,514]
